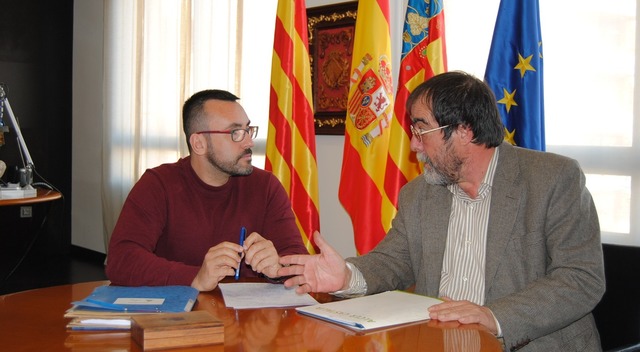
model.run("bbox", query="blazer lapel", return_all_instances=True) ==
[484,143,522,295]
[422,184,453,296]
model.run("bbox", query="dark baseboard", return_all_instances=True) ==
[69,245,106,264]
[0,244,108,295]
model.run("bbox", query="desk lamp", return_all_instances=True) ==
[0,83,36,199]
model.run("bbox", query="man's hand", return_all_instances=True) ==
[191,241,244,291]
[243,232,281,278]
[277,231,348,294]
[427,297,499,335]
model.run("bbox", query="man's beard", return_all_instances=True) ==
[417,142,462,186]
[206,146,254,176]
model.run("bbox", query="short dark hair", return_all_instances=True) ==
[406,71,504,147]
[182,89,240,143]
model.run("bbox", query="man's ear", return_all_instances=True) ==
[456,124,474,145]
[189,133,207,155]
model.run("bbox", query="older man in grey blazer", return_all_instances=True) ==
[278,71,605,352]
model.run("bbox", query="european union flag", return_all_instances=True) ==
[484,0,545,151]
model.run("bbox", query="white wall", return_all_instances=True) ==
[315,134,355,257]
[72,0,105,252]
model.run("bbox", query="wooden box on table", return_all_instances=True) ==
[131,311,223,350]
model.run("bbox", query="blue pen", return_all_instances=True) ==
[235,227,246,280]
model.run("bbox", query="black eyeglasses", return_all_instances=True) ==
[196,126,259,142]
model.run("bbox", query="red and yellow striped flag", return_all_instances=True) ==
[266,0,320,254]
[387,1,448,201]
[339,0,397,255]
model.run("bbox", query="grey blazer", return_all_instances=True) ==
[348,142,605,352]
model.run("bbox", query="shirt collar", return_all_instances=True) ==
[447,147,499,201]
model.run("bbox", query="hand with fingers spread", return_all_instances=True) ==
[191,241,244,291]
[428,297,498,335]
[243,232,282,278]
[277,231,349,294]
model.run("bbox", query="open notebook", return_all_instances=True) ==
[296,290,442,331]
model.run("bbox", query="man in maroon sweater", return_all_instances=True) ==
[105,89,308,291]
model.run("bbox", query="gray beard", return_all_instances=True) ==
[416,143,462,186]
[420,155,453,186]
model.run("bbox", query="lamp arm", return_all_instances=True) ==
[0,89,35,169]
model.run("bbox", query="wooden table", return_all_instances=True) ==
[0,280,503,351]
[0,188,62,206]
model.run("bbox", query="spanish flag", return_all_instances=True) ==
[339,0,396,255]
[266,0,320,253]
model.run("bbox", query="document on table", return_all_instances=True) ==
[218,282,318,309]
[295,290,442,331]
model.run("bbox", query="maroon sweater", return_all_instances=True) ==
[105,157,307,286]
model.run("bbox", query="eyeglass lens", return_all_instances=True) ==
[232,126,258,142]
[410,125,422,142]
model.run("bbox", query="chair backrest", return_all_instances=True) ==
[593,244,640,351]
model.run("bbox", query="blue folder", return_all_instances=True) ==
[71,285,199,313]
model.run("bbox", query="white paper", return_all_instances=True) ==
[78,319,131,327]
[113,298,164,305]
[219,282,318,309]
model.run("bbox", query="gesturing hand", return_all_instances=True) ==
[277,231,349,294]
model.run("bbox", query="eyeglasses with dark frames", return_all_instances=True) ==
[409,124,450,142]
[196,126,259,142]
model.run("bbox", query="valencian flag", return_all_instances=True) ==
[484,0,545,151]
[339,0,396,255]
[388,0,448,210]
[266,0,320,253]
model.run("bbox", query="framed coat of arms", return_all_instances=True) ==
[307,2,357,135]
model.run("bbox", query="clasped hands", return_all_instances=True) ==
[191,232,281,291]
[276,231,498,335]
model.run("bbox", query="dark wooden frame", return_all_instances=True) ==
[307,2,358,135]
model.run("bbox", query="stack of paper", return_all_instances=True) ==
[65,285,199,331]
[66,318,132,331]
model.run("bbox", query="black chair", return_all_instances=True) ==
[608,342,640,352]
[593,244,640,351]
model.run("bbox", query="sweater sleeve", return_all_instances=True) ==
[105,171,200,286]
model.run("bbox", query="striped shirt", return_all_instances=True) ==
[438,148,498,305]
[334,149,499,303]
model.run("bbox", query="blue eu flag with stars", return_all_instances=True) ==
[485,0,545,151]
